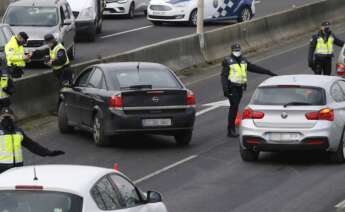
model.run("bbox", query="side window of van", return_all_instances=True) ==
[62,4,71,20]
[60,7,66,22]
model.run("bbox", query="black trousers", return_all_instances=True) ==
[314,58,332,76]
[228,85,243,131]
[53,66,73,88]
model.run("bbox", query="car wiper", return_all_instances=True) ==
[283,102,312,107]
[121,84,153,90]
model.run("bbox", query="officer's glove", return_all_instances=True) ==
[243,84,247,91]
[48,150,65,157]
[269,72,278,76]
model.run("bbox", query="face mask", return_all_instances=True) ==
[233,51,241,57]
[324,27,330,34]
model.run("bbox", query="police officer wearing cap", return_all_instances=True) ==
[34,34,72,87]
[309,21,345,75]
[0,108,65,173]
[221,43,277,137]
[4,32,32,78]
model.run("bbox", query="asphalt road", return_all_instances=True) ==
[72,0,320,63]
[20,28,345,211]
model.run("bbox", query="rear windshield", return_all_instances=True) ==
[110,69,182,89]
[4,6,58,27]
[0,191,83,212]
[251,86,326,106]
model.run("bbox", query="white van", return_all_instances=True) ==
[66,0,105,41]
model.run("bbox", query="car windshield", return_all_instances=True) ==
[0,190,83,212]
[111,69,182,89]
[251,86,326,106]
[4,6,58,27]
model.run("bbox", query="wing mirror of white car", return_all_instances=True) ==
[146,191,163,203]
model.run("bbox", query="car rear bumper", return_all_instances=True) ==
[75,20,96,34]
[147,7,190,22]
[104,107,196,135]
[104,2,130,15]
[240,120,338,152]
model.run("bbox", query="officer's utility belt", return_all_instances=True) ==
[230,82,245,87]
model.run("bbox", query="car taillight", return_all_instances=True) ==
[242,107,265,120]
[305,108,334,121]
[187,90,196,106]
[336,64,345,76]
[109,95,123,109]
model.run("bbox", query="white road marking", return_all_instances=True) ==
[100,25,153,39]
[335,198,345,209]
[197,100,230,117]
[255,0,261,4]
[134,155,198,184]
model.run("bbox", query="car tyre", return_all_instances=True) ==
[67,44,76,60]
[174,131,193,146]
[127,2,135,18]
[93,112,111,147]
[330,130,345,163]
[240,145,259,162]
[238,7,252,22]
[189,9,197,26]
[58,103,74,134]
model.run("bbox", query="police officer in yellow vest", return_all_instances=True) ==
[4,32,32,78]
[0,66,14,109]
[309,21,344,75]
[34,34,72,87]
[0,108,65,173]
[221,43,277,137]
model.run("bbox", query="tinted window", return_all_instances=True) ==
[91,176,122,210]
[251,86,326,105]
[331,82,345,102]
[111,69,181,89]
[4,6,58,27]
[62,4,71,20]
[0,191,83,212]
[88,69,103,88]
[75,69,93,87]
[109,175,141,208]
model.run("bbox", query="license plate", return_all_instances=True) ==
[268,133,300,142]
[153,11,165,16]
[142,119,172,127]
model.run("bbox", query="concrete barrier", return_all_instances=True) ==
[12,0,345,120]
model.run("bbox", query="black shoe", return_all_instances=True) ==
[227,129,239,138]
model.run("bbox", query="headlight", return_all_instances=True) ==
[78,7,96,20]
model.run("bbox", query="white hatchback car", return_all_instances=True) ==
[104,0,149,18]
[0,165,168,212]
[336,45,345,76]
[240,75,345,163]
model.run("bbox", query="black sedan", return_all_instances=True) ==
[58,62,196,146]
[0,24,14,65]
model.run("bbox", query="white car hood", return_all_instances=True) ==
[67,0,94,12]
[11,26,57,41]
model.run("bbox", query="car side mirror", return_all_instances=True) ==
[63,19,72,26]
[146,191,162,203]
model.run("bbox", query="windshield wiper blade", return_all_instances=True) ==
[121,84,153,90]
[283,102,312,107]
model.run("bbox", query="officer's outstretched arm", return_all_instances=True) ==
[333,34,345,47]
[21,132,64,157]
[247,62,277,76]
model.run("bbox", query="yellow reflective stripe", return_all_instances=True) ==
[229,63,248,84]
[315,37,334,55]
[5,36,26,67]
[50,43,70,70]
[0,133,24,164]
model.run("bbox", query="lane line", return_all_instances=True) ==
[196,106,221,117]
[100,25,153,39]
[134,155,198,184]
[335,198,345,208]
[255,0,261,4]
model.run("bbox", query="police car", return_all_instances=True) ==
[0,165,168,212]
[147,0,255,25]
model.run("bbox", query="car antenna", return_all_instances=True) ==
[137,62,140,73]
[33,167,38,181]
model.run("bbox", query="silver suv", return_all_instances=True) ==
[2,0,76,62]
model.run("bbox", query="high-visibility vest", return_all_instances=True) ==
[315,36,334,55]
[4,36,26,68]
[49,43,70,70]
[0,74,9,99]
[0,132,24,164]
[228,59,248,84]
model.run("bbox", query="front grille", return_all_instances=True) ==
[73,11,79,18]
[26,40,44,48]
[149,5,172,11]
[148,15,176,20]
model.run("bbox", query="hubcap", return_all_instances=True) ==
[93,117,100,143]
